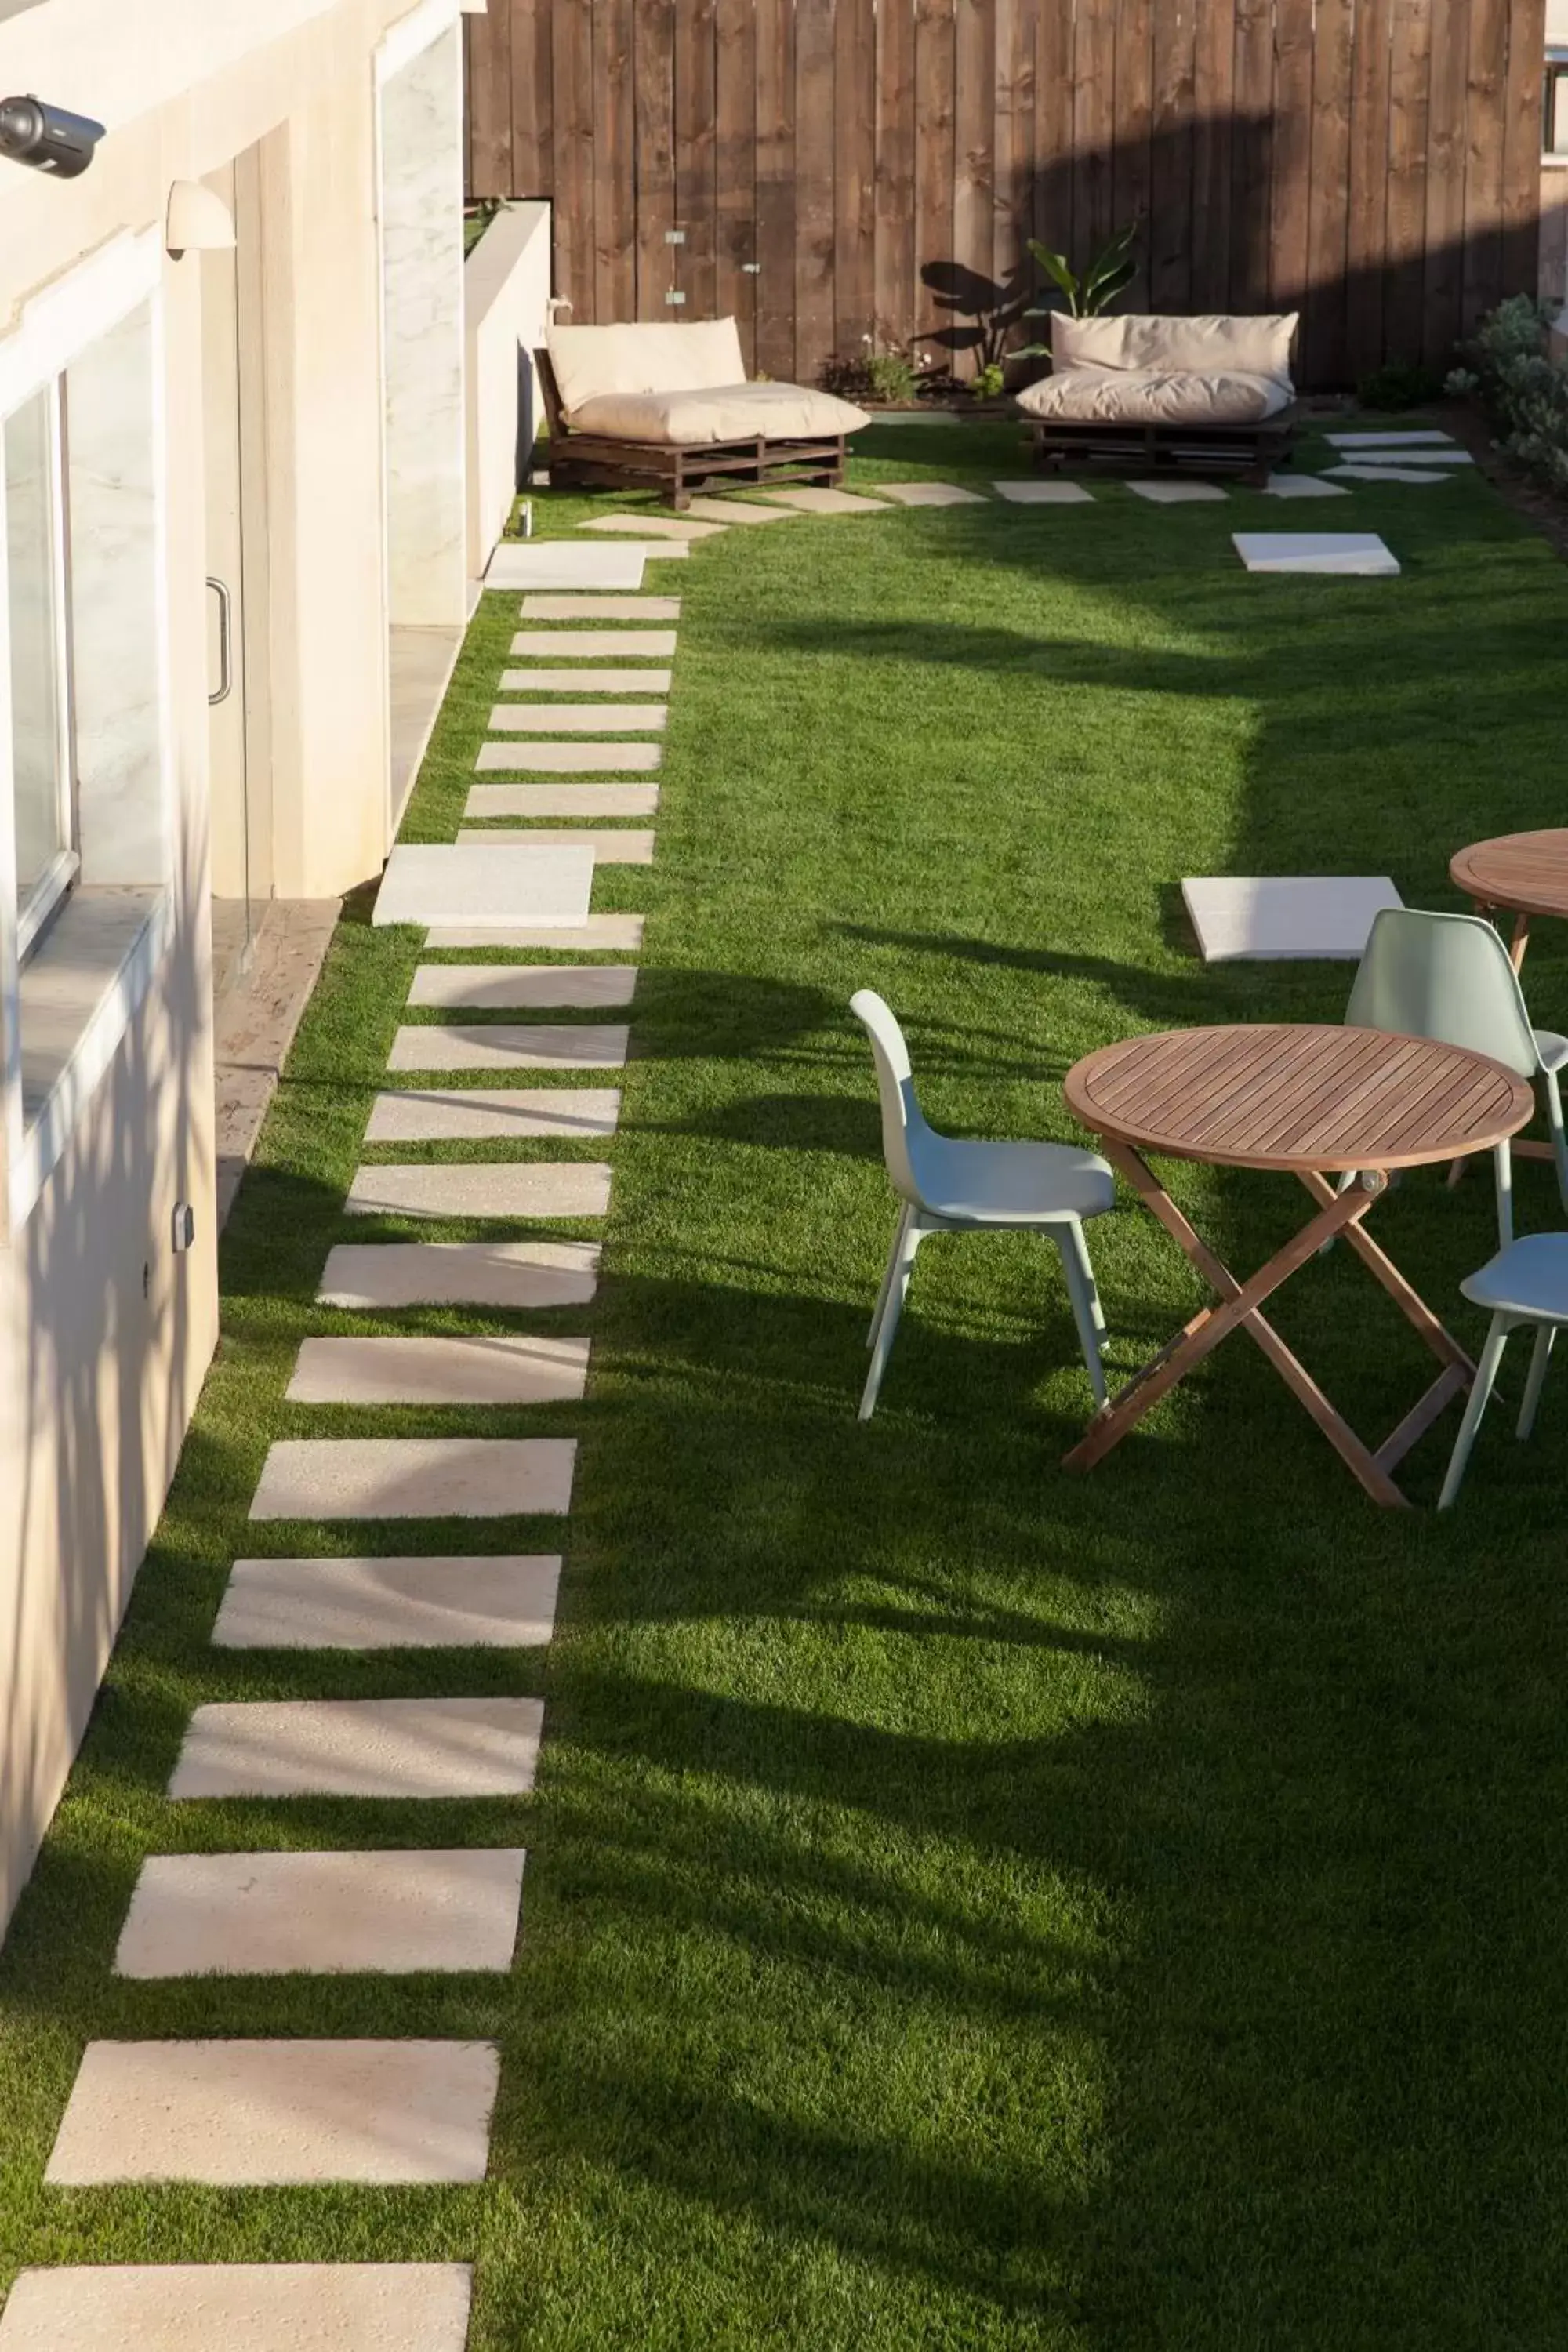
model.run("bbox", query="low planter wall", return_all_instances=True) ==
[464,200,550,581]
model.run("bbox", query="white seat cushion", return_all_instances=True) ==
[565,380,868,448]
[1018,365,1291,426]
[548,318,749,410]
[1051,311,1298,378]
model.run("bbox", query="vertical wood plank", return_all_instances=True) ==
[1032,0,1074,314]
[593,0,637,318]
[553,0,597,316]
[1112,0,1154,303]
[1501,0,1548,297]
[1190,0,1235,310]
[1345,0,1393,379]
[1073,0,1117,262]
[676,0,719,318]
[1385,0,1433,361]
[993,0,1034,341]
[914,0,958,341]
[634,0,677,317]
[466,3,513,198]
[876,0,919,351]
[793,0,837,379]
[952,0,996,375]
[1305,0,1354,383]
[715,0,759,361]
[1423,0,1471,361]
[1268,0,1315,317]
[1461,0,1509,330]
[836,0,879,354]
[1229,0,1273,308]
[1149,0,1198,311]
[514,0,557,198]
[1541,168,1568,307]
[755,0,798,377]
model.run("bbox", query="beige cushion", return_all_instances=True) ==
[564,379,869,448]
[1017,365,1292,425]
[1050,311,1298,380]
[546,319,748,413]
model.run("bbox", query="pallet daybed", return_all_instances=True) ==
[1018,311,1301,486]
[537,319,869,511]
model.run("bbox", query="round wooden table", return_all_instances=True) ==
[1062,1023,1534,1506]
[1450,829,1568,970]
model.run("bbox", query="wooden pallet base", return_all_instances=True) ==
[546,434,847,511]
[1028,411,1298,487]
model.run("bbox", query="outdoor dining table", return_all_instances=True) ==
[1450,828,1568,971]
[1061,1022,1535,1506]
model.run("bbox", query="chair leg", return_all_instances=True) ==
[1519,1323,1556,1439]
[859,1216,922,1421]
[1438,1312,1513,1508]
[1493,1139,1514,1252]
[1544,1069,1568,1215]
[1056,1220,1109,1410]
[866,1202,915,1347]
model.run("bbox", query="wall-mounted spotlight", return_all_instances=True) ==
[165,180,236,260]
[0,95,104,179]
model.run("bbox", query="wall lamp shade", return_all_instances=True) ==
[165,180,235,259]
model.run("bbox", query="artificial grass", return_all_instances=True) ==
[5,423,1568,2346]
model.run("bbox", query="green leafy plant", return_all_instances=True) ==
[1356,358,1446,411]
[868,349,920,405]
[969,361,1006,401]
[1452,294,1568,496]
[1019,221,1139,343]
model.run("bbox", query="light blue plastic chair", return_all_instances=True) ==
[1439,1235,1568,1505]
[1345,907,1568,1250]
[850,989,1116,1421]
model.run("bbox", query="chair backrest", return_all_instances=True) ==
[1345,907,1539,1076]
[850,989,937,1207]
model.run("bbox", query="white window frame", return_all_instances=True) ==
[1546,52,1568,163]
[5,375,80,960]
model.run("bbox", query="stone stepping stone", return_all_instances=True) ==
[584,539,690,562]
[488,702,667,732]
[519,594,681,619]
[510,629,677,657]
[499,666,671,693]
[345,1163,612,1220]
[372,842,592,931]
[581,512,724,539]
[0,2265,474,2350]
[249,1437,575,1520]
[286,1334,590,1406]
[1324,462,1453,485]
[684,495,793,523]
[459,826,655,865]
[1181,874,1403,961]
[1263,472,1349,499]
[365,1090,620,1143]
[388,1022,628,1070]
[756,485,891,514]
[993,478,1094,503]
[1232,530,1399,575]
[115,1849,528,1975]
[169,1696,547,1798]
[427,915,645,952]
[474,739,661,772]
[466,782,659,818]
[318,1239,600,1308]
[211,1555,561,1652]
[1325,428,1455,448]
[45,2040,500,2183]
[409,963,637,1009]
[867,481,987,506]
[1127,477,1228,502]
[485,542,644,589]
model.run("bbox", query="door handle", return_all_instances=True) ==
[207,575,233,706]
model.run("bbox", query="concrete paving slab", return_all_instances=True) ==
[115,1849,528,1974]
[1181,874,1403,960]
[318,1239,600,1308]
[1232,531,1399,575]
[992,478,1094,503]
[683,495,793,523]
[364,1090,620,1143]
[458,827,655,864]
[510,630,676,657]
[409,964,636,1011]
[426,915,645,952]
[287,1334,590,1406]
[498,668,671,692]
[756,485,893,514]
[211,1555,561,1652]
[1127,477,1229,502]
[1324,429,1456,447]
[372,844,593,930]
[345,1163,612,1219]
[864,481,987,505]
[45,2041,500,2183]
[0,2265,474,2350]
[169,1697,547,1798]
[579,512,724,539]
[584,539,690,562]
[464,783,659,818]
[387,1022,628,1070]
[1262,472,1350,498]
[488,703,667,732]
[1323,463,1454,484]
[249,1438,575,1520]
[474,740,662,771]
[519,595,681,619]
[485,543,644,589]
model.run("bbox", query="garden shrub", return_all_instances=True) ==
[1448,294,1568,496]
[1356,358,1446,410]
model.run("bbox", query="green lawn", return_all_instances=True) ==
[6,422,1568,2347]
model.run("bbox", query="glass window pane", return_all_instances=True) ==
[5,387,67,903]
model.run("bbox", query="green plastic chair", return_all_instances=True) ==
[1439,1234,1568,1504]
[1345,907,1568,1250]
[850,989,1116,1421]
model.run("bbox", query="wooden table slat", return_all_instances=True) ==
[1451,829,1568,920]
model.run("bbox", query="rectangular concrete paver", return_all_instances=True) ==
[372,843,593,930]
[388,1022,628,1070]
[580,512,724,539]
[409,964,637,1010]
[1127,478,1228,502]
[249,1437,575,1519]
[465,782,659,818]
[488,702,667,732]
[212,1554,561,1650]
[318,1239,600,1308]
[868,481,988,505]
[499,667,671,692]
[474,740,662,772]
[586,539,689,562]
[365,1089,620,1142]
[0,2265,474,2351]
[510,630,676,658]
[757,485,892,514]
[683,495,793,523]
[345,1163,612,1219]
[426,915,645,952]
[1263,471,1350,499]
[459,826,656,864]
[993,477,1094,503]
[45,2041,500,2183]
[115,1849,528,1975]
[519,595,681,619]
[287,1334,590,1406]
[485,543,644,589]
[169,1696,547,1798]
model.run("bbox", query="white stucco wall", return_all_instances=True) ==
[465,201,552,579]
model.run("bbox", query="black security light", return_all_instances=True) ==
[0,95,104,178]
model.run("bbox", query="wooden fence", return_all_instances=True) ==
[466,0,1548,391]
